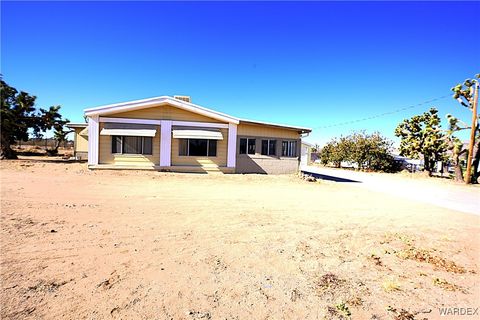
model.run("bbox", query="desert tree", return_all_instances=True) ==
[450,74,480,183]
[319,136,351,168]
[40,105,71,155]
[0,78,69,159]
[320,132,397,172]
[319,140,335,166]
[349,131,397,172]
[394,108,447,175]
[1,79,38,159]
[445,115,468,181]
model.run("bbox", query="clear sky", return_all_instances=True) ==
[2,1,479,145]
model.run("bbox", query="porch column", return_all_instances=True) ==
[160,120,172,167]
[87,115,99,165]
[227,123,237,168]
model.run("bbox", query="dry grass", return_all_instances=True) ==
[432,277,466,293]
[397,246,467,274]
[386,306,429,320]
[315,273,346,293]
[382,278,401,292]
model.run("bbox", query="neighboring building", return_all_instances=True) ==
[68,96,311,174]
[69,124,89,160]
[300,141,313,167]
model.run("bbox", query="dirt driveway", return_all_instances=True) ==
[1,160,479,319]
[301,166,480,216]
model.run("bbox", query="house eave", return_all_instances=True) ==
[84,96,240,124]
[66,123,88,128]
[239,118,312,134]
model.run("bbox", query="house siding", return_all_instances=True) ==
[237,123,300,139]
[236,122,301,174]
[108,104,223,123]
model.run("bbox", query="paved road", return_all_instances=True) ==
[301,165,480,216]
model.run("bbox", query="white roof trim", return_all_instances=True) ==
[100,128,157,137]
[67,123,88,128]
[172,129,223,140]
[84,96,240,124]
[239,118,312,132]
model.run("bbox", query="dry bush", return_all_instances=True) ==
[382,278,401,292]
[315,273,346,293]
[397,246,466,274]
[432,277,466,293]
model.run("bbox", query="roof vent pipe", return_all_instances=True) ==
[174,95,191,103]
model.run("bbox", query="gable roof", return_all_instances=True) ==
[84,96,240,124]
[84,96,311,133]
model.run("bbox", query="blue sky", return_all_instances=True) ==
[2,1,479,145]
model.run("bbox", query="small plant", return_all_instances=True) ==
[347,296,363,307]
[316,273,345,292]
[382,278,400,292]
[433,277,465,293]
[386,306,417,320]
[336,302,352,317]
[369,253,382,266]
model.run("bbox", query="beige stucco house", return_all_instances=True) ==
[68,96,311,174]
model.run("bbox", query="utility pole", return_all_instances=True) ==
[465,80,479,184]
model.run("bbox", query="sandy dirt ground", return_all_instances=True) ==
[1,160,479,320]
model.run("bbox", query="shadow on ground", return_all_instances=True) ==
[301,171,362,183]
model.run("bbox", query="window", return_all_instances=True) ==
[261,139,277,156]
[179,139,217,157]
[112,136,122,154]
[123,136,143,154]
[111,136,152,155]
[239,138,256,155]
[208,140,217,157]
[282,140,297,157]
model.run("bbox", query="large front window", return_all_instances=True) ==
[282,140,297,157]
[179,139,217,157]
[111,136,152,155]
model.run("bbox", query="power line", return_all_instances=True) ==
[314,94,451,129]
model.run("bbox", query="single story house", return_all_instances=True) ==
[68,96,311,174]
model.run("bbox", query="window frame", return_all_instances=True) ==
[111,136,153,155]
[239,138,256,155]
[178,138,217,157]
[261,139,277,156]
[282,140,298,157]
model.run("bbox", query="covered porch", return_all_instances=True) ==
[87,116,238,172]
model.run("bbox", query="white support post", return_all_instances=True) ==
[87,115,99,166]
[160,120,172,167]
[227,123,237,168]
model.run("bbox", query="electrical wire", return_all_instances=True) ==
[314,94,451,129]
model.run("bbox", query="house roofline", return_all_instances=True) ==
[66,123,88,128]
[84,96,240,124]
[239,118,312,133]
[82,96,312,133]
